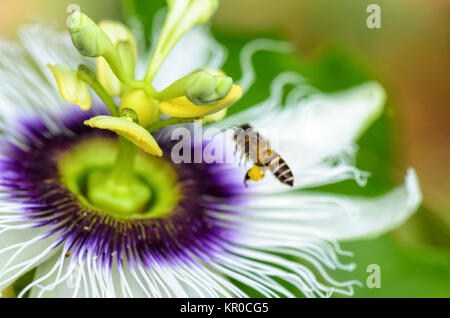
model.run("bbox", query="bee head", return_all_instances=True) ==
[239,123,251,131]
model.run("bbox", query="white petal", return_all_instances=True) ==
[234,81,385,169]
[0,41,57,121]
[0,26,99,134]
[315,167,422,240]
[222,168,421,241]
[28,251,83,298]
[17,25,95,116]
[18,25,94,87]
[279,81,385,165]
[150,26,227,91]
[197,169,421,297]
[237,39,294,93]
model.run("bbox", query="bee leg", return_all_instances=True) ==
[244,173,250,188]
[239,151,245,166]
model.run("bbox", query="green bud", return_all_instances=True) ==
[68,12,114,57]
[185,71,233,105]
[214,75,233,98]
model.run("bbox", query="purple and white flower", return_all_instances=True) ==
[0,2,421,298]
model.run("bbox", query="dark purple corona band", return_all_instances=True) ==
[0,109,245,270]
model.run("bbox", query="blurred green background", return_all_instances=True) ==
[1,0,449,297]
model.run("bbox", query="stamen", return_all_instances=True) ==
[48,65,92,111]
[83,116,162,156]
[76,65,119,116]
[159,84,242,118]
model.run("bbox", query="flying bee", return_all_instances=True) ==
[233,124,294,187]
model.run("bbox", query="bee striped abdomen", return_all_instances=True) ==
[262,151,294,187]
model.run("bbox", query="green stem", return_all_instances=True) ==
[148,117,201,133]
[108,136,137,186]
[77,65,119,117]
[130,80,157,97]
[151,71,200,102]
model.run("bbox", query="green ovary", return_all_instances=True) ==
[58,137,181,219]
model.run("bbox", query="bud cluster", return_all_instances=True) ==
[48,0,242,159]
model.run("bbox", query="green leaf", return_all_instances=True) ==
[334,234,450,297]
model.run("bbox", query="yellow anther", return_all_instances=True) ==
[84,116,163,157]
[203,108,227,123]
[160,85,242,118]
[48,65,92,110]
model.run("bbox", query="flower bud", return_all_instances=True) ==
[68,12,114,57]
[185,71,233,106]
